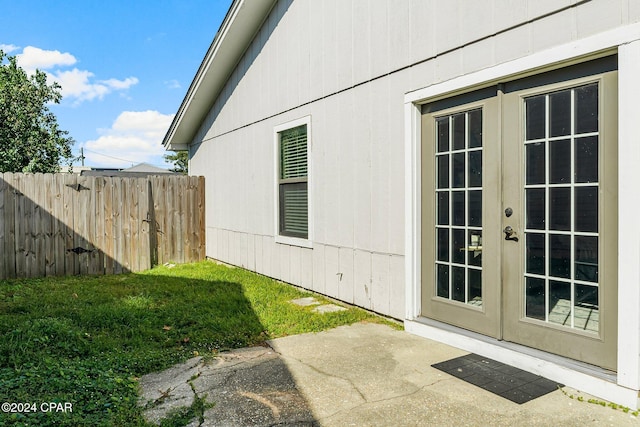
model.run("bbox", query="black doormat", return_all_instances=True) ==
[432,353,564,404]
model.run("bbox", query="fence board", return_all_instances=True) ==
[93,177,105,275]
[198,176,206,260]
[0,175,7,279]
[44,174,56,276]
[138,178,150,271]
[52,174,65,276]
[0,173,204,280]
[164,177,176,264]
[33,174,47,278]
[151,176,169,265]
[14,174,27,278]
[114,178,124,274]
[2,173,16,280]
[103,177,115,275]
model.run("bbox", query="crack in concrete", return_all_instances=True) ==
[269,349,369,405]
[318,377,455,423]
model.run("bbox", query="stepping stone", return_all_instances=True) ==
[290,297,320,307]
[313,304,347,313]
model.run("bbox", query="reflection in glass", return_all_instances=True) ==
[549,90,571,137]
[437,192,449,225]
[526,233,545,275]
[522,82,601,333]
[468,231,482,267]
[549,234,571,279]
[575,84,598,134]
[452,266,465,302]
[526,188,545,229]
[437,228,449,262]
[550,139,571,184]
[468,109,482,148]
[526,143,545,185]
[437,155,449,189]
[575,136,598,183]
[434,108,483,309]
[575,186,598,232]
[452,228,465,264]
[437,264,449,298]
[468,269,482,305]
[526,277,546,321]
[526,95,546,140]
[468,150,482,188]
[575,236,598,283]
[437,118,449,152]
[548,280,571,326]
[468,190,482,227]
[549,187,571,231]
[574,284,599,332]
[453,113,465,150]
[452,153,465,188]
[452,192,465,226]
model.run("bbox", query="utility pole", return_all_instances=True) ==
[80,147,85,166]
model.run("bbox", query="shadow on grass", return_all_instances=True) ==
[0,267,319,426]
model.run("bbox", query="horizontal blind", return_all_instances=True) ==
[280,125,307,179]
[281,183,308,236]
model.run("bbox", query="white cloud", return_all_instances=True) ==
[83,110,174,168]
[9,45,138,105]
[52,68,109,102]
[101,77,139,90]
[0,44,20,53]
[164,79,181,89]
[16,46,76,72]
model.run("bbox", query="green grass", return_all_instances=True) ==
[0,261,391,426]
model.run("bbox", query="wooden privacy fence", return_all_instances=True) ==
[0,173,205,280]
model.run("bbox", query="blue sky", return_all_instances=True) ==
[1,0,232,169]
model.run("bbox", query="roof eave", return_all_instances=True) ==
[163,0,277,151]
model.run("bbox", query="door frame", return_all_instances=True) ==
[403,25,640,409]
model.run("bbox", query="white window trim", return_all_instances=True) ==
[404,22,640,409]
[274,115,313,248]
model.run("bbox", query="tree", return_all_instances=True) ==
[0,50,74,173]
[164,150,188,174]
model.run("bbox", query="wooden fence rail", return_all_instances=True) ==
[0,173,205,280]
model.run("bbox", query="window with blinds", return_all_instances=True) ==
[279,124,308,239]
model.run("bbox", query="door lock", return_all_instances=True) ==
[503,225,519,242]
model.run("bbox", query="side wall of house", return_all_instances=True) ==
[189,0,638,319]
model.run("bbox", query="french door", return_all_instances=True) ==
[421,57,618,370]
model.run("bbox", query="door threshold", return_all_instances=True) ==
[406,317,638,409]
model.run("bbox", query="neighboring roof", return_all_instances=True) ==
[81,163,177,177]
[163,0,277,151]
[124,163,174,173]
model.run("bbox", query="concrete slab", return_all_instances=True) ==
[290,297,321,306]
[139,322,640,426]
[313,304,347,313]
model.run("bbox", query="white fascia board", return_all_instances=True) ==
[163,0,277,151]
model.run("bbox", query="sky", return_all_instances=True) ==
[1,0,232,169]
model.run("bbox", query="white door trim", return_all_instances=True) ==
[404,22,640,408]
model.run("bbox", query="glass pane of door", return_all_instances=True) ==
[435,109,483,307]
[522,83,600,332]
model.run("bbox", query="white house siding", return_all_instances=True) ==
[189,0,636,319]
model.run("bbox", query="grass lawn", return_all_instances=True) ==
[0,261,393,426]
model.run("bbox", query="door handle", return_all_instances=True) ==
[503,226,519,242]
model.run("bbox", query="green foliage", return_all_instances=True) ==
[0,50,74,173]
[0,261,386,426]
[163,151,188,174]
[559,386,639,417]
